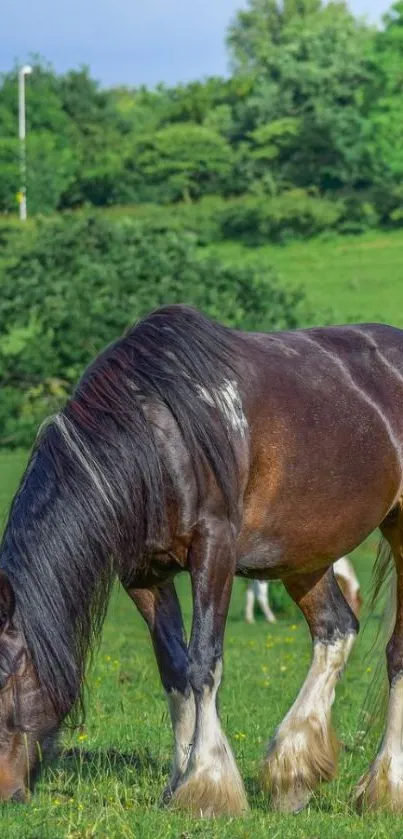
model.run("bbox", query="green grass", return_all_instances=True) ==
[212,229,403,328]
[0,451,399,838]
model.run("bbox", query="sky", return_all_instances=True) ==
[0,0,393,89]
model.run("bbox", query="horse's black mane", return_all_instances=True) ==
[0,306,243,719]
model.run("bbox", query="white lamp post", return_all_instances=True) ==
[18,65,32,221]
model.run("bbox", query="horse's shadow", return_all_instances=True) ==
[50,752,346,814]
[56,753,268,812]
[56,746,170,784]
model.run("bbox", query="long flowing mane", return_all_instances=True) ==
[0,306,243,720]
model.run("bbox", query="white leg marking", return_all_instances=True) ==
[192,660,230,776]
[245,586,255,623]
[334,557,360,597]
[334,557,362,617]
[256,581,277,624]
[281,634,355,725]
[246,580,276,623]
[264,633,355,811]
[171,660,248,815]
[380,678,403,780]
[166,689,196,788]
[356,677,403,809]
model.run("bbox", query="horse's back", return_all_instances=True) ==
[242,322,403,399]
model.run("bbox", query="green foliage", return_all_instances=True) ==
[0,138,19,213]
[227,0,322,70]
[219,190,344,244]
[2,1,403,442]
[102,196,226,244]
[0,214,304,446]
[0,3,402,233]
[123,123,234,204]
[26,132,76,214]
[228,1,377,193]
[336,193,380,234]
[102,190,357,245]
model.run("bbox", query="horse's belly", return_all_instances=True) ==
[236,425,401,578]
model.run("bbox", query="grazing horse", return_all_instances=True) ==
[245,557,362,623]
[0,305,402,814]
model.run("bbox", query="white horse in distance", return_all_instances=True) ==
[245,557,362,623]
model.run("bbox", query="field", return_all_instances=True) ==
[214,228,403,328]
[1,227,403,837]
[0,451,397,839]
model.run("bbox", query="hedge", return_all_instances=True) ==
[0,213,305,446]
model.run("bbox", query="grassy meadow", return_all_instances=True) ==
[0,451,392,839]
[214,228,403,329]
[1,227,403,836]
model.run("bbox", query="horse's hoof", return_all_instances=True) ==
[268,782,313,813]
[170,769,249,817]
[262,715,338,813]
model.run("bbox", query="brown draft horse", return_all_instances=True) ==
[0,305,401,813]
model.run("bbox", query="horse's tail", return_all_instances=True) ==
[359,536,396,739]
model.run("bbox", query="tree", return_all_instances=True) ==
[26,133,76,214]
[124,123,234,203]
[228,0,376,192]
[227,0,323,71]
[363,3,403,195]
[0,139,19,213]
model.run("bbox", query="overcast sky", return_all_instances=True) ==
[0,0,393,89]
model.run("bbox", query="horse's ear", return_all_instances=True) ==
[0,571,15,634]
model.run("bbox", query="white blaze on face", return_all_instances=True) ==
[198,380,248,436]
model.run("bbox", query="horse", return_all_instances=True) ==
[0,304,402,815]
[245,579,277,624]
[245,557,362,624]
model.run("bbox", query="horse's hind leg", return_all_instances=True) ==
[262,566,358,813]
[126,582,195,799]
[355,502,403,811]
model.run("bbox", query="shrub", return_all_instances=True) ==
[103,195,225,245]
[335,192,380,235]
[219,190,344,245]
[0,213,305,446]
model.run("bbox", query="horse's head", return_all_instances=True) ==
[0,571,59,801]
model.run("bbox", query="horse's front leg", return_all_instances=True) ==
[127,582,195,799]
[171,519,249,817]
[262,566,358,812]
